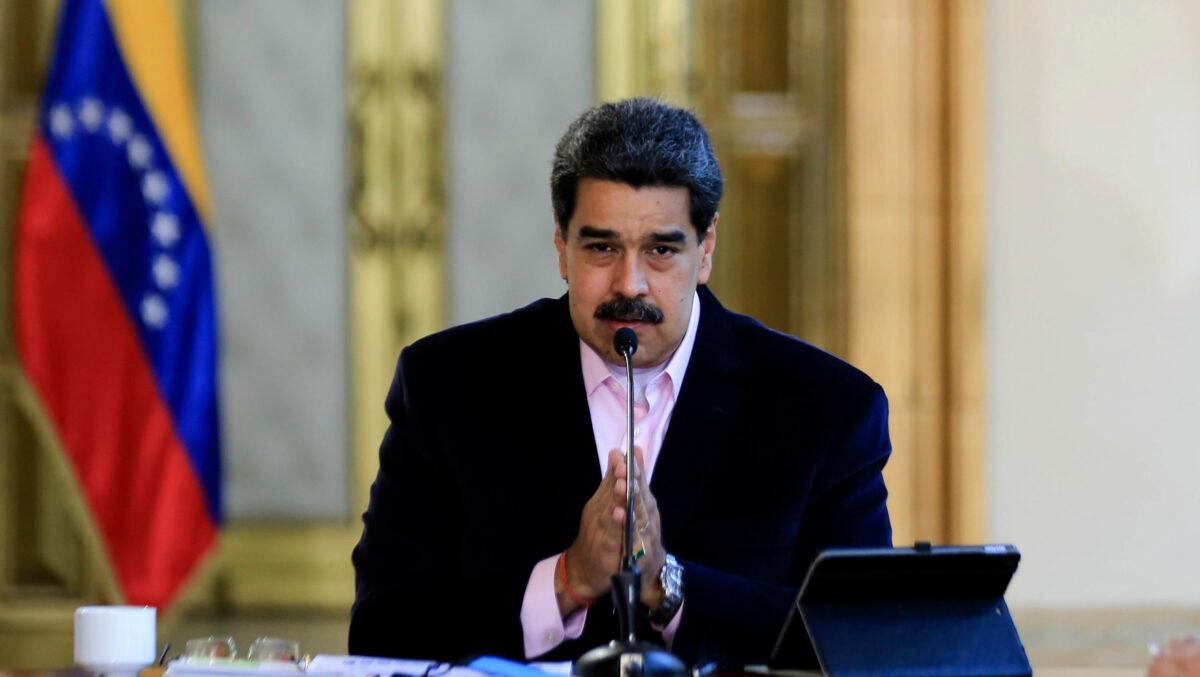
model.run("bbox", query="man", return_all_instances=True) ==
[349,98,892,666]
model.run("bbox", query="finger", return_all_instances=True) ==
[635,496,650,526]
[628,446,642,480]
[609,449,627,480]
[612,505,626,525]
[633,446,652,488]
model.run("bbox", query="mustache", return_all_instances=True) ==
[593,296,665,324]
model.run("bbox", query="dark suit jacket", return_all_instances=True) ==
[349,286,892,666]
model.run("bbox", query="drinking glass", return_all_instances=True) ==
[183,636,237,662]
[247,637,300,662]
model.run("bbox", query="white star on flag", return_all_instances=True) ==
[49,104,74,138]
[141,293,169,329]
[128,134,153,168]
[79,97,104,132]
[108,108,132,144]
[142,171,169,205]
[152,254,181,290]
[151,212,181,247]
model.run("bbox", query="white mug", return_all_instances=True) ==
[74,605,157,676]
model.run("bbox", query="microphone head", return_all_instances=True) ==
[614,327,638,357]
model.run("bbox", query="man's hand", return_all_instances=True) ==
[629,447,668,611]
[1149,635,1200,677]
[556,450,628,617]
[555,447,671,618]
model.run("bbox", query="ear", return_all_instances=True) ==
[696,214,718,285]
[554,223,568,281]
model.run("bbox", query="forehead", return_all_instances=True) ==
[568,178,692,240]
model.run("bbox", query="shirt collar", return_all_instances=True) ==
[579,291,701,399]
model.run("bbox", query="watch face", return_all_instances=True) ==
[651,555,684,625]
[662,563,681,593]
[660,555,683,600]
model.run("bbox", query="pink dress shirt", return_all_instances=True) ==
[520,292,701,658]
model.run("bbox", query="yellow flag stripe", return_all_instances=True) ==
[105,0,213,223]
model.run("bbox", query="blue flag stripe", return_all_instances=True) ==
[40,0,221,521]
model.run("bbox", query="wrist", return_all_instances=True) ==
[647,553,684,626]
[642,578,665,611]
[557,548,596,612]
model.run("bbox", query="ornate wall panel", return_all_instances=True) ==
[596,0,986,548]
[0,3,448,664]
[598,0,846,350]
[346,0,445,521]
[0,0,124,666]
[209,0,447,615]
[842,0,986,545]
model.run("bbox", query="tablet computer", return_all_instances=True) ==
[769,544,1030,676]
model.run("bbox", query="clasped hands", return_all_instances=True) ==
[556,447,667,617]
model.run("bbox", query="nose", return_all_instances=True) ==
[612,250,649,298]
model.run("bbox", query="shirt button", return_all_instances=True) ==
[545,630,558,643]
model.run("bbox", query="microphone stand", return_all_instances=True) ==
[574,330,687,677]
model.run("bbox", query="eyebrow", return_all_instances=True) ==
[647,230,687,244]
[575,225,690,244]
[577,225,618,240]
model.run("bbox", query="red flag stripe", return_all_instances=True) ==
[15,137,215,605]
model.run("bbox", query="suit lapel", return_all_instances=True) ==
[651,286,745,547]
[537,295,602,536]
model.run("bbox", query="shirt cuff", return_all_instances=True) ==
[650,600,684,648]
[520,554,588,659]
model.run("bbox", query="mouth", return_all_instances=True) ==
[604,319,645,331]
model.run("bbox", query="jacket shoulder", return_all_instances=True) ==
[724,307,883,403]
[399,296,565,379]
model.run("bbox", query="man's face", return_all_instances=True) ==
[555,178,716,368]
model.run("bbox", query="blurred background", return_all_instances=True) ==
[1,0,1197,669]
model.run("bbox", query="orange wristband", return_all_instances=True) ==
[559,549,593,608]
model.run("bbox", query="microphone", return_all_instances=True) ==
[615,327,638,358]
[574,329,686,677]
[613,328,638,577]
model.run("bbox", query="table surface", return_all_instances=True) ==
[0,668,1147,677]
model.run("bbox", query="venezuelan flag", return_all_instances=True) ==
[14,0,220,609]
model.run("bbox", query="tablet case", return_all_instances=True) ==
[770,544,1032,676]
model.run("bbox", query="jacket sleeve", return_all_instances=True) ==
[669,382,893,666]
[348,348,531,660]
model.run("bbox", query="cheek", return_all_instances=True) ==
[655,268,695,305]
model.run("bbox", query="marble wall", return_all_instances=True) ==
[988,0,1200,605]
[196,0,348,520]
[447,0,595,324]
[189,0,594,519]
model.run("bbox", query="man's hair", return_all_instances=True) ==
[551,98,724,240]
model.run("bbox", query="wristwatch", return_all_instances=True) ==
[648,553,684,625]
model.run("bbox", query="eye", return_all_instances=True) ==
[585,242,615,253]
[649,245,678,257]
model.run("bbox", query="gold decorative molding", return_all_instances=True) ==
[596,0,692,104]
[0,598,76,668]
[1,4,449,665]
[181,523,358,614]
[598,0,987,547]
[943,0,987,545]
[843,0,986,545]
[347,0,446,522]
[0,2,123,666]
[193,0,449,618]
[597,1,845,350]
